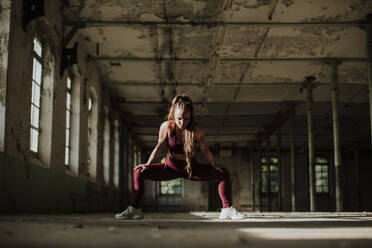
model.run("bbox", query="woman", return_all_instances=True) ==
[115,94,245,220]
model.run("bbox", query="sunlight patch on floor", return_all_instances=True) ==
[238,227,372,240]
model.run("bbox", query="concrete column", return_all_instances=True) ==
[367,14,372,152]
[250,148,256,211]
[277,130,283,211]
[119,122,126,207]
[305,77,316,212]
[331,62,343,212]
[258,144,262,212]
[265,138,272,212]
[0,0,11,152]
[290,105,296,211]
[354,148,360,211]
[122,127,130,206]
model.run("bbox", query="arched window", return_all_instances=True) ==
[65,77,72,166]
[28,35,55,167]
[103,107,110,185]
[113,120,120,188]
[87,89,98,180]
[30,38,43,154]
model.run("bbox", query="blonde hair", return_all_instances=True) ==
[167,94,195,178]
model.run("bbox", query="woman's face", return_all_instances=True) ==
[174,107,190,130]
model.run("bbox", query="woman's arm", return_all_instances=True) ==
[195,126,223,173]
[134,121,169,171]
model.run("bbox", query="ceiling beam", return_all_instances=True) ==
[106,81,368,87]
[114,100,367,105]
[65,20,366,28]
[122,115,349,125]
[88,56,366,63]
[140,139,370,149]
[136,132,368,138]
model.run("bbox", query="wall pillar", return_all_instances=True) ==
[290,104,296,211]
[250,148,256,211]
[305,76,316,212]
[331,61,343,212]
[354,148,360,211]
[277,129,283,211]
[367,14,372,153]
[258,144,262,212]
[265,138,272,211]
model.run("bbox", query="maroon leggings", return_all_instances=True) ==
[130,156,232,208]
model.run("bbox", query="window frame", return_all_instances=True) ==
[260,155,279,195]
[315,155,330,194]
[87,96,93,166]
[30,38,44,155]
[64,76,72,166]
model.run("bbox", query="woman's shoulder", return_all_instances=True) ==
[159,121,171,139]
[160,120,172,129]
[160,120,176,134]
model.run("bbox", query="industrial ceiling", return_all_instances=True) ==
[63,0,372,150]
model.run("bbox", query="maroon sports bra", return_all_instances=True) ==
[167,121,185,154]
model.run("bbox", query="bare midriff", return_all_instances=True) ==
[168,151,186,161]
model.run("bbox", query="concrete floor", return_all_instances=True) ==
[1,212,372,248]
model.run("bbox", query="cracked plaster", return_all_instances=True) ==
[175,27,215,58]
[234,0,273,9]
[0,0,11,106]
[63,0,222,22]
[62,0,370,109]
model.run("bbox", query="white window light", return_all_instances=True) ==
[65,77,72,166]
[30,38,43,153]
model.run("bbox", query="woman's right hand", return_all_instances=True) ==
[133,163,150,172]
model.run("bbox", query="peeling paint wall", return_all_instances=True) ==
[5,0,33,160]
[225,0,371,22]
[1,0,125,213]
[0,0,11,152]
[63,0,221,22]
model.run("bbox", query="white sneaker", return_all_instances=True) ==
[115,206,143,220]
[219,206,245,220]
